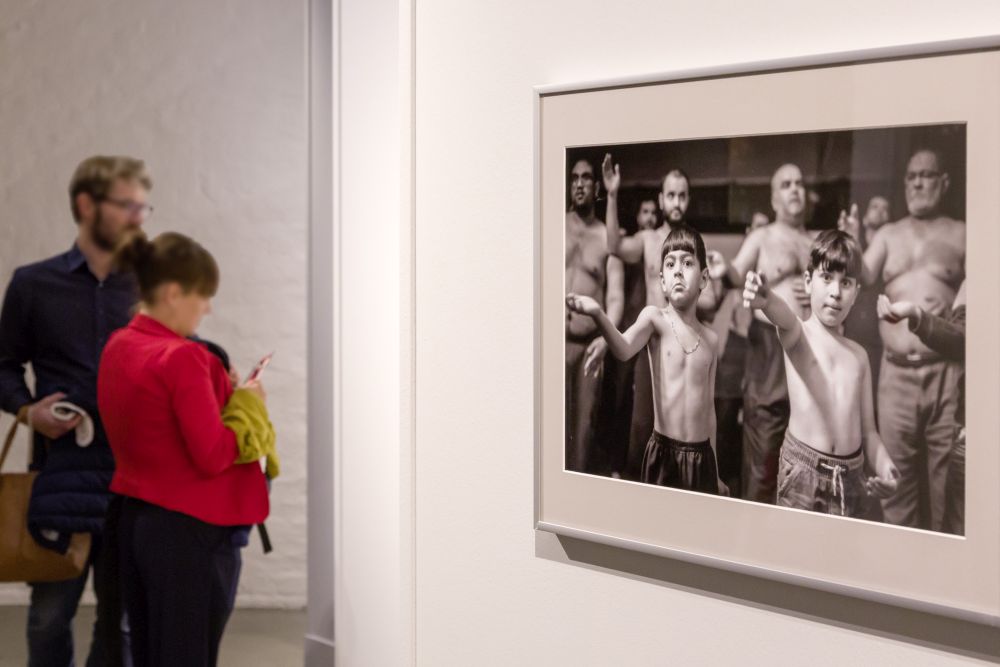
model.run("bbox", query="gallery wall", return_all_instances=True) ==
[412,1,1000,665]
[0,0,308,608]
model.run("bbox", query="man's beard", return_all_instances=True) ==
[89,209,133,251]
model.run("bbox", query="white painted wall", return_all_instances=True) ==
[0,0,307,608]
[413,2,1000,666]
[324,0,413,663]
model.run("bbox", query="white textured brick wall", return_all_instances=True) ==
[0,0,307,608]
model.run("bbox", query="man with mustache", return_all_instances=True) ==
[720,163,813,503]
[565,156,624,473]
[0,155,152,665]
[840,148,965,530]
[603,156,721,479]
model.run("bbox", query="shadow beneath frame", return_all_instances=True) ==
[535,529,1000,662]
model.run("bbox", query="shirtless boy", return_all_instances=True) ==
[721,163,814,503]
[743,230,899,516]
[567,225,725,494]
[601,154,718,479]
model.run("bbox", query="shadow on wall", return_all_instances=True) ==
[535,530,1000,662]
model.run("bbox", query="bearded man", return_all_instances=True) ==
[0,155,152,666]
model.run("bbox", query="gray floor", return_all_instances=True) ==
[0,605,305,666]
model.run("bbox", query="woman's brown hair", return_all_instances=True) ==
[113,231,219,303]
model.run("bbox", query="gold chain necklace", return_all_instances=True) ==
[668,312,701,355]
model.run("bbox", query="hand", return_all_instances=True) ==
[717,478,730,496]
[583,337,608,378]
[27,392,81,440]
[601,153,620,198]
[228,367,242,387]
[742,272,769,309]
[706,250,727,281]
[876,294,920,324]
[837,202,861,241]
[240,379,267,403]
[866,461,900,499]
[566,293,602,317]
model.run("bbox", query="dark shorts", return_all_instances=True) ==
[641,431,719,494]
[776,431,869,518]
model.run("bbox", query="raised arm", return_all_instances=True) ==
[566,296,656,361]
[860,228,887,287]
[725,228,764,288]
[840,205,885,286]
[601,154,643,264]
[742,271,802,349]
[604,254,624,328]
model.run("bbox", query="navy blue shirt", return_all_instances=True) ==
[0,244,137,460]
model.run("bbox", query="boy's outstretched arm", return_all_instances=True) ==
[602,154,643,264]
[859,354,899,498]
[565,295,654,361]
[742,271,803,349]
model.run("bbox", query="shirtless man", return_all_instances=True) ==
[742,230,899,517]
[840,148,965,530]
[601,155,717,479]
[722,163,814,503]
[565,157,624,473]
[568,225,725,494]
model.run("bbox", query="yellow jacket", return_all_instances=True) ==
[223,389,279,479]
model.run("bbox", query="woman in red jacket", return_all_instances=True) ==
[98,231,269,667]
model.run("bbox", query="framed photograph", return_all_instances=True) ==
[534,36,1000,623]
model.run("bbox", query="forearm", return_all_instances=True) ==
[605,193,622,255]
[761,291,800,333]
[0,363,32,416]
[864,431,891,475]
[605,292,624,329]
[590,311,632,360]
[910,305,965,362]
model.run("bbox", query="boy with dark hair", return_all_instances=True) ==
[743,229,899,517]
[567,225,726,494]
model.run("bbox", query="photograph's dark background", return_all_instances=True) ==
[567,124,966,235]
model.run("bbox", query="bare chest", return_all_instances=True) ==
[757,230,810,283]
[883,227,965,287]
[566,222,609,282]
[650,320,714,380]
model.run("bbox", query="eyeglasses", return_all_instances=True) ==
[98,197,154,219]
[905,170,942,182]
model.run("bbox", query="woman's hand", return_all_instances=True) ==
[241,378,267,403]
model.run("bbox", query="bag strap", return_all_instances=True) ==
[0,406,32,473]
[0,418,19,473]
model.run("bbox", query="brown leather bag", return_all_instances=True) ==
[0,416,91,582]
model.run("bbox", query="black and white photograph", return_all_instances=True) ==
[563,124,966,535]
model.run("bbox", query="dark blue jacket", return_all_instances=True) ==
[0,245,135,552]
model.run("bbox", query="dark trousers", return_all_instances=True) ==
[118,499,242,667]
[742,320,789,504]
[28,534,117,667]
[641,431,719,494]
[877,356,961,530]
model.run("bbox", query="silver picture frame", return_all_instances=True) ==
[534,35,1000,625]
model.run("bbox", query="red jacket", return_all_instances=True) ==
[98,314,268,526]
